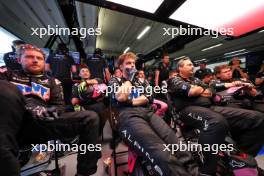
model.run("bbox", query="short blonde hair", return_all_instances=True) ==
[117,52,137,67]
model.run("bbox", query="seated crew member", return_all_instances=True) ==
[161,70,178,98]
[3,40,25,70]
[83,48,111,83]
[255,63,264,95]
[168,57,228,176]
[169,70,178,78]
[194,62,212,80]
[168,57,264,176]
[71,66,107,134]
[137,69,168,117]
[211,64,264,113]
[229,57,248,79]
[200,69,214,85]
[147,70,155,87]
[0,44,100,176]
[109,52,198,176]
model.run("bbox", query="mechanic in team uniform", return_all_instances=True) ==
[109,52,198,176]
[254,62,264,95]
[200,69,215,85]
[167,57,264,176]
[194,62,212,80]
[229,57,248,79]
[0,44,100,176]
[154,54,173,87]
[210,64,264,113]
[83,48,111,83]
[71,66,108,134]
[3,40,25,70]
[45,43,77,105]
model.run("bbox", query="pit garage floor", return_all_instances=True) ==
[21,120,264,176]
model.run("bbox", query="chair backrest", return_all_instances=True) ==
[108,98,120,131]
[109,110,119,131]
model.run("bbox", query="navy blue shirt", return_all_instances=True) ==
[46,52,75,80]
[167,76,212,110]
[108,77,153,109]
[156,62,173,86]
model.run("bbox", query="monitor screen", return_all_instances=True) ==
[69,51,80,65]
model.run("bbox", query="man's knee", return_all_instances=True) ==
[81,110,100,126]
[203,114,228,138]
[248,110,264,127]
[211,113,229,131]
[181,107,229,132]
[251,111,264,119]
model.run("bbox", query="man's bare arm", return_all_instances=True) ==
[155,70,160,87]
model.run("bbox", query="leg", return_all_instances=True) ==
[211,106,264,156]
[179,106,228,175]
[118,108,198,176]
[148,112,177,144]
[84,102,108,135]
[253,102,264,113]
[19,111,100,175]
[148,112,198,175]
[0,81,26,176]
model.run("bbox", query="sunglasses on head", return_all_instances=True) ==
[19,44,45,57]
[20,44,41,51]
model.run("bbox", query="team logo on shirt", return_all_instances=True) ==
[129,88,140,99]
[182,84,188,90]
[11,82,50,101]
